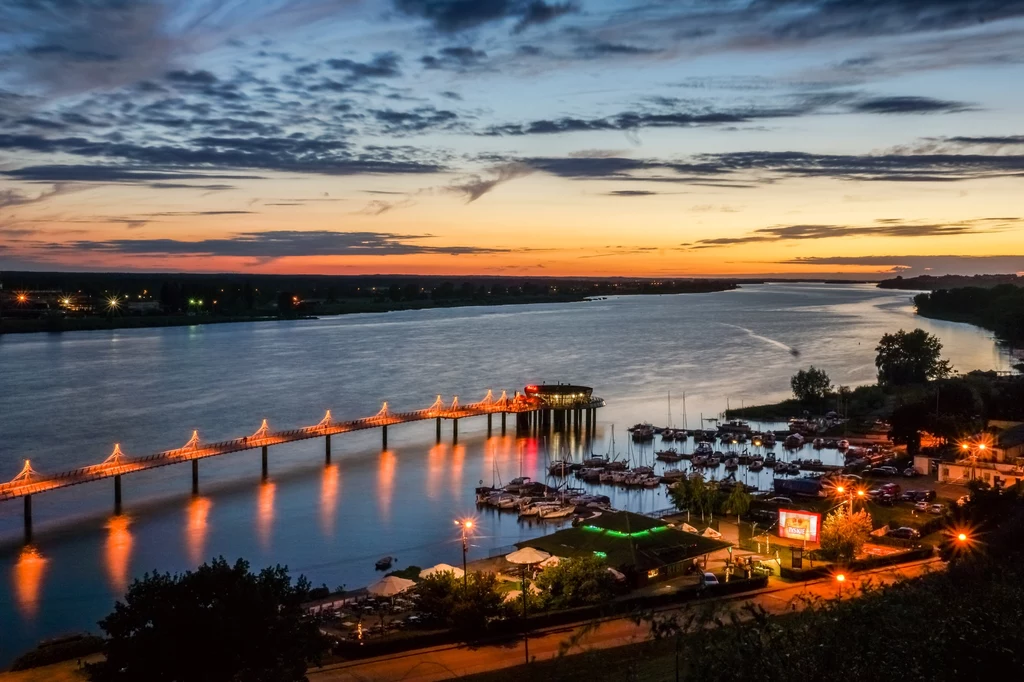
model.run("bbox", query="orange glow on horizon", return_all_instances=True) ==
[14,545,47,619]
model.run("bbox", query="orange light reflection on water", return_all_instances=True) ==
[186,496,212,566]
[257,481,276,550]
[378,450,396,522]
[14,545,47,619]
[427,444,446,501]
[320,464,340,536]
[450,444,465,496]
[104,515,133,594]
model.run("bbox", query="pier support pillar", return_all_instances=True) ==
[382,425,388,451]
[192,459,199,494]
[114,475,122,514]
[453,418,459,444]
[325,435,331,464]
[436,417,442,443]
[487,413,493,436]
[262,445,269,479]
[24,495,32,543]
[501,412,507,435]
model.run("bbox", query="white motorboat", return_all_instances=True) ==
[539,505,576,519]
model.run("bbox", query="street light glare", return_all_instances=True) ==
[836,574,846,583]
[836,485,845,494]
[957,533,968,542]
[961,443,970,450]
[465,520,473,529]
[978,443,986,450]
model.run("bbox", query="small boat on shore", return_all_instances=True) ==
[655,448,684,463]
[375,556,396,571]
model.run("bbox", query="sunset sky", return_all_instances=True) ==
[2,0,1024,277]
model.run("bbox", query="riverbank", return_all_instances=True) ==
[0,287,739,335]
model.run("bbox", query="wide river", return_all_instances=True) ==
[0,283,1012,662]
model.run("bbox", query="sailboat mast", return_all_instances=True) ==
[667,390,673,428]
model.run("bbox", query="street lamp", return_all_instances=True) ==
[455,518,473,588]
[836,573,846,599]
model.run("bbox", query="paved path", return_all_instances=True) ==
[309,557,943,681]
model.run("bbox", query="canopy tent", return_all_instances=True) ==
[367,576,415,597]
[419,563,465,579]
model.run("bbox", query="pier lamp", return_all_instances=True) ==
[455,519,474,587]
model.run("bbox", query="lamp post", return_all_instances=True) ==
[836,572,845,600]
[455,519,473,588]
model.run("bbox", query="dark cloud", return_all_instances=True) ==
[395,0,575,33]
[420,46,488,69]
[605,190,658,197]
[522,150,1024,185]
[0,133,446,178]
[850,96,972,115]
[371,106,460,134]
[513,1,578,34]
[683,218,1021,250]
[326,53,402,79]
[0,183,74,208]
[484,92,975,136]
[576,42,660,58]
[3,165,262,183]
[947,135,1024,146]
[48,230,513,259]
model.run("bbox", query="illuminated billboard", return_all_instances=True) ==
[778,509,821,543]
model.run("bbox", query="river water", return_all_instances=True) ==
[0,283,1011,662]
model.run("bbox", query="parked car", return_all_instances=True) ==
[929,503,945,514]
[877,494,895,506]
[889,527,921,540]
[880,482,902,495]
[915,490,937,502]
[914,501,929,512]
[900,491,918,502]
[766,496,793,506]
[702,572,720,586]
[876,466,899,476]
[903,468,920,477]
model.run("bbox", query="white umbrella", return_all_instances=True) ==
[607,567,626,581]
[419,563,465,579]
[681,523,699,534]
[505,546,551,565]
[367,576,415,597]
[702,527,723,539]
[538,555,561,568]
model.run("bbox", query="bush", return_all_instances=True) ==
[534,556,618,609]
[819,507,873,561]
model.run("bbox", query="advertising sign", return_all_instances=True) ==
[778,509,821,543]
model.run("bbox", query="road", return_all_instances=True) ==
[308,557,943,682]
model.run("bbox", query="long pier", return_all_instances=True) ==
[1,389,604,541]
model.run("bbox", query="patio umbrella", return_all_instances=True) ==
[538,555,561,569]
[505,546,551,566]
[702,527,723,539]
[419,563,465,579]
[367,575,415,597]
[505,546,551,664]
[681,523,699,534]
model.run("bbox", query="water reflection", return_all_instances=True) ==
[426,444,446,500]
[13,546,47,619]
[377,450,396,521]
[186,496,212,567]
[257,481,276,550]
[104,515,133,594]
[449,444,466,497]
[320,464,340,536]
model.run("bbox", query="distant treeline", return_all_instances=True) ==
[879,274,1023,291]
[914,284,1024,343]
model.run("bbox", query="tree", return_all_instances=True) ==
[819,507,873,562]
[875,329,952,386]
[668,474,719,522]
[414,571,504,634]
[534,556,617,609]
[790,366,833,403]
[88,557,327,682]
[722,485,752,523]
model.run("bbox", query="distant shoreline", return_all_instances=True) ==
[0,287,735,335]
